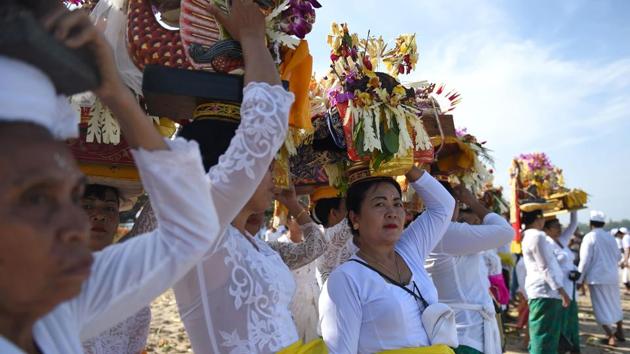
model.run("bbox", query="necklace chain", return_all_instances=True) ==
[358,251,403,283]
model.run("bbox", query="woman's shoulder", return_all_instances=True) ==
[327,257,380,286]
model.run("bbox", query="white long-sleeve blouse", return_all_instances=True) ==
[521,229,565,299]
[319,174,455,354]
[425,213,513,353]
[546,212,579,299]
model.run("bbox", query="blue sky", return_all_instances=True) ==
[306,0,630,222]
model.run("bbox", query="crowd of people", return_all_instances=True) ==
[0,1,626,354]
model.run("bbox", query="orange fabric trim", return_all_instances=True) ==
[79,164,140,181]
[311,186,340,202]
[280,40,313,130]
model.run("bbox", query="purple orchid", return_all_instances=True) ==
[280,2,318,38]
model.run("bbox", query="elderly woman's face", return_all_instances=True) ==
[350,182,405,248]
[0,124,92,317]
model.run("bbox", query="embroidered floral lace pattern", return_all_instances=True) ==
[315,219,357,286]
[130,83,296,354]
[268,222,327,270]
[82,307,151,354]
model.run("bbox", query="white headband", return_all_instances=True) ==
[0,56,79,139]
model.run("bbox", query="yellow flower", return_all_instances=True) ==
[392,85,406,97]
[357,92,373,106]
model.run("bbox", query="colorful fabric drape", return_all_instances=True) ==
[453,345,482,354]
[378,344,455,354]
[559,299,580,352]
[509,159,522,254]
[280,40,313,130]
[528,298,562,354]
[277,339,328,354]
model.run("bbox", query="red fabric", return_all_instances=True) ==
[512,185,522,243]
[67,125,135,166]
[337,102,362,162]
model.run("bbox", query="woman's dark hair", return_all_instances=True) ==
[313,197,343,226]
[438,180,455,197]
[178,119,239,171]
[521,210,543,227]
[84,184,120,203]
[346,177,402,246]
[543,218,560,230]
[590,220,605,228]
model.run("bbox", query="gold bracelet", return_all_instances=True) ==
[295,209,309,220]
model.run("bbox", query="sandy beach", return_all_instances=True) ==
[146,287,630,353]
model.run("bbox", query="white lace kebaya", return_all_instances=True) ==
[82,307,151,354]
[129,83,312,354]
[315,219,356,288]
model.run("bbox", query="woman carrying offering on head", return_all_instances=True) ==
[319,166,457,354]
[520,205,571,354]
[127,1,327,352]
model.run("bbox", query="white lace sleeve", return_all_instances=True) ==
[316,219,355,286]
[208,83,294,231]
[268,222,327,270]
[118,83,293,249]
[82,307,151,354]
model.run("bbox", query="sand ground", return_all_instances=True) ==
[145,287,630,353]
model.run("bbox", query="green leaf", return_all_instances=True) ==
[372,152,384,170]
[383,129,399,155]
[355,129,365,156]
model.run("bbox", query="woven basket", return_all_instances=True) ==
[422,114,456,138]
[127,0,192,70]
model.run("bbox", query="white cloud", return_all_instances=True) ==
[308,0,630,219]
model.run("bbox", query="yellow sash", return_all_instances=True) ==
[378,344,455,354]
[277,339,328,354]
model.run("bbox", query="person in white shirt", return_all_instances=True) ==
[619,227,630,291]
[271,216,324,344]
[310,186,354,288]
[577,210,625,346]
[543,211,580,354]
[0,7,226,353]
[79,184,151,354]
[426,184,514,354]
[520,205,571,354]
[612,228,622,252]
[320,166,457,354]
